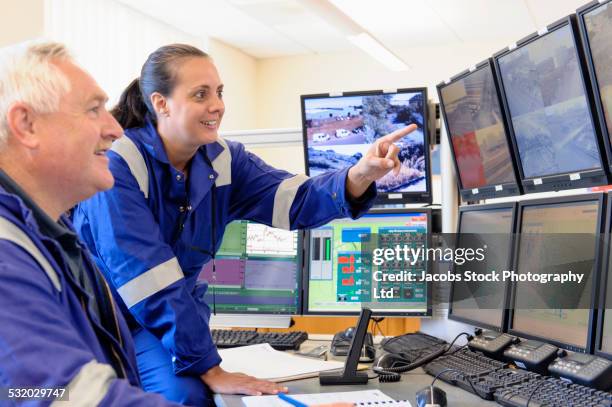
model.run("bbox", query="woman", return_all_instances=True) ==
[74,43,415,405]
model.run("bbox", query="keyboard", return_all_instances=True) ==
[494,376,612,407]
[211,329,308,351]
[381,332,448,362]
[423,348,508,399]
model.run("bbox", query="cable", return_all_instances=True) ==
[430,367,488,401]
[525,378,546,407]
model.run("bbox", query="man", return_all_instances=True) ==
[0,41,180,405]
[0,41,351,407]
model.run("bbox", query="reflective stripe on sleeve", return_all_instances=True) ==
[51,360,116,407]
[271,174,309,230]
[116,257,184,308]
[111,136,150,198]
[212,137,232,187]
[0,217,61,291]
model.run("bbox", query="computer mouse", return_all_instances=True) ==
[372,352,411,369]
[415,385,447,407]
[343,327,355,339]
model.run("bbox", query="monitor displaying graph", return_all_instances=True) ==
[198,220,300,314]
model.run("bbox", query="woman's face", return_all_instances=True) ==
[163,56,225,147]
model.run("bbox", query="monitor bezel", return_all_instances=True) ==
[493,15,610,194]
[507,193,605,353]
[448,202,517,332]
[437,59,523,201]
[577,0,612,176]
[205,221,304,316]
[300,88,432,205]
[301,207,433,316]
[594,191,612,360]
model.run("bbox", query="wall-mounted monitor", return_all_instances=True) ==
[301,88,431,204]
[494,16,609,193]
[449,202,516,331]
[198,220,301,317]
[578,0,612,175]
[508,194,605,353]
[303,209,431,316]
[438,59,522,201]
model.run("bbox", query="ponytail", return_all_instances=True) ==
[112,78,150,129]
[112,44,209,130]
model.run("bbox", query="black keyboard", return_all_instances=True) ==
[381,332,448,362]
[423,348,508,399]
[211,329,308,351]
[494,376,612,407]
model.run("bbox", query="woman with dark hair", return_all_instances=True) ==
[74,43,415,405]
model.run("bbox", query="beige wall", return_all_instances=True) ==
[209,38,258,131]
[0,0,44,47]
[254,41,510,129]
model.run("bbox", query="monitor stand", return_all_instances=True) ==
[209,314,292,329]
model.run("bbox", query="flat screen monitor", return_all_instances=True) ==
[578,0,612,173]
[303,209,431,316]
[509,195,604,352]
[449,203,516,331]
[438,59,521,201]
[494,16,608,193]
[596,191,612,358]
[301,88,431,204]
[198,220,301,315]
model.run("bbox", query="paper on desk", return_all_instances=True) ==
[242,389,411,407]
[219,343,344,382]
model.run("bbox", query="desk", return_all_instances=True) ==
[214,338,497,407]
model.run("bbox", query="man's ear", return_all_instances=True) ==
[150,92,168,117]
[6,102,40,149]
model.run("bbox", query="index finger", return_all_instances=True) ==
[382,124,418,144]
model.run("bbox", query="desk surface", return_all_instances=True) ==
[214,339,497,407]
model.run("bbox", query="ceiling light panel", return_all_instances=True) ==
[329,0,459,47]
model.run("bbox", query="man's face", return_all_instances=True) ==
[33,60,122,201]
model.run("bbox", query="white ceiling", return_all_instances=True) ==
[116,0,591,59]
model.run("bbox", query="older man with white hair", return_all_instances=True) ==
[0,41,182,405]
[0,42,355,407]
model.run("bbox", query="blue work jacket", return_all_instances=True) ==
[74,118,376,377]
[0,188,177,406]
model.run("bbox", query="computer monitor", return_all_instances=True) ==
[578,0,612,174]
[509,194,605,352]
[198,220,301,327]
[303,209,431,316]
[493,15,609,193]
[437,59,521,201]
[301,88,431,204]
[595,191,612,359]
[449,203,516,331]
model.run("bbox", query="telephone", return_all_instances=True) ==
[548,352,612,390]
[503,339,558,374]
[468,330,517,358]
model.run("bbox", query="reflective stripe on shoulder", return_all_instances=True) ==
[271,174,309,230]
[51,360,116,407]
[116,257,184,308]
[212,137,232,187]
[111,136,149,198]
[0,217,61,291]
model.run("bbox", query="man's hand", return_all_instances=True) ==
[201,366,288,396]
[346,124,418,199]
